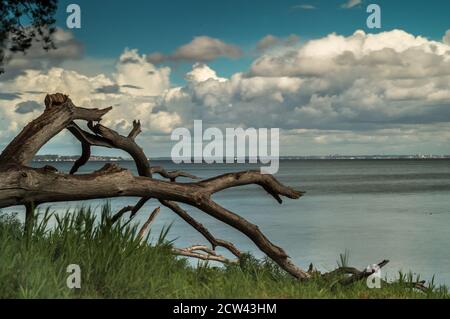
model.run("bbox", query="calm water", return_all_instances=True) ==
[3,159,450,285]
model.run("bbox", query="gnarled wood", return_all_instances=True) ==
[0,93,388,283]
[160,199,242,258]
[0,94,111,167]
[138,206,161,239]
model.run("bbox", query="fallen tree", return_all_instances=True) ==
[0,93,408,287]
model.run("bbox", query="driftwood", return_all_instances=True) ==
[0,93,398,287]
[137,206,161,239]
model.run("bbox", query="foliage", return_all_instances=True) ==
[0,0,58,73]
[0,205,448,299]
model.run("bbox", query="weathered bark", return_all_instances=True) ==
[24,202,35,235]
[160,199,241,258]
[0,163,309,278]
[0,93,311,279]
[173,245,238,264]
[138,206,161,239]
[0,93,389,285]
[0,93,111,166]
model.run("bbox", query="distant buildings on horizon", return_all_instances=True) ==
[33,155,125,162]
[33,154,450,162]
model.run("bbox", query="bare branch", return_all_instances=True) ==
[70,138,91,175]
[66,122,113,174]
[151,167,199,182]
[161,199,241,258]
[0,94,311,280]
[197,198,310,279]
[172,247,238,264]
[87,122,151,177]
[67,122,114,148]
[199,171,305,203]
[128,120,142,140]
[111,197,152,224]
[0,164,310,279]
[138,206,160,239]
[0,94,111,167]
[183,245,218,255]
[73,106,113,122]
[0,93,427,290]
[324,259,390,287]
[404,281,428,293]
[24,202,35,235]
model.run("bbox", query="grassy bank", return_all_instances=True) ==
[0,205,448,299]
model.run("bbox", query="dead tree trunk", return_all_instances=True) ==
[0,93,390,285]
[0,93,310,279]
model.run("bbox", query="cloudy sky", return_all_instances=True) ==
[1,0,450,157]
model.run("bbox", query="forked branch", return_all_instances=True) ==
[0,93,390,284]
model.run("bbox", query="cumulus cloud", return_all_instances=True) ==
[185,63,227,83]
[2,29,450,156]
[0,48,182,154]
[155,29,450,142]
[256,34,300,53]
[250,29,450,78]
[146,36,242,64]
[341,0,362,9]
[115,49,171,96]
[444,30,450,45]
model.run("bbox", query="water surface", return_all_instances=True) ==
[3,159,450,285]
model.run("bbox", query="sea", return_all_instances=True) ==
[2,159,450,285]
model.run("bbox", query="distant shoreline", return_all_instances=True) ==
[32,155,450,162]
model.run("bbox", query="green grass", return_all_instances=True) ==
[0,205,448,299]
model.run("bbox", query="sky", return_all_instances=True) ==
[1,0,450,156]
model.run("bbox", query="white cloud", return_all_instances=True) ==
[2,29,450,156]
[146,36,242,64]
[185,63,227,83]
[250,30,450,78]
[291,4,316,10]
[115,49,171,96]
[341,0,362,9]
[155,29,450,145]
[444,30,450,45]
[0,48,182,153]
[256,34,300,53]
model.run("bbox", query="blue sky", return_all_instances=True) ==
[55,0,450,81]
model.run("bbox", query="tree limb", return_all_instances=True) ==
[172,246,238,264]
[0,94,111,166]
[0,164,309,279]
[324,259,390,287]
[0,93,309,280]
[160,199,241,258]
[138,206,160,239]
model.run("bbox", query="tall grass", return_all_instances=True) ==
[0,205,448,299]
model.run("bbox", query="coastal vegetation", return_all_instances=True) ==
[1,93,448,298]
[0,205,448,299]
